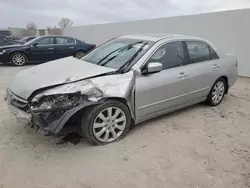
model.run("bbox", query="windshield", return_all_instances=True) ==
[81,38,153,69]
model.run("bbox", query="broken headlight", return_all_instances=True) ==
[30,94,80,112]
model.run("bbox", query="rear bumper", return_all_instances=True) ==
[228,67,238,88]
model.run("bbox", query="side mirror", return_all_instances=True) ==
[142,62,162,75]
[32,43,38,47]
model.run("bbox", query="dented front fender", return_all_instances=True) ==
[30,71,136,134]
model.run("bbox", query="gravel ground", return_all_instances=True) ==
[0,65,250,188]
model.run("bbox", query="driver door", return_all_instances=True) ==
[29,36,56,62]
[135,41,194,122]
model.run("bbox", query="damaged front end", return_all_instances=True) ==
[6,71,136,135]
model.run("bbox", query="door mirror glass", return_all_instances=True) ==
[143,62,162,74]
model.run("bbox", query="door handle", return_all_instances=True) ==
[69,47,74,49]
[213,64,220,69]
[178,72,188,78]
[48,47,54,50]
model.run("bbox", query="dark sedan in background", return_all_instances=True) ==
[0,35,96,66]
[0,34,24,46]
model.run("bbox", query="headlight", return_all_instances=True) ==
[30,94,80,112]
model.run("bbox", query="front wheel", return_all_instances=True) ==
[10,52,27,66]
[82,100,131,146]
[206,78,226,106]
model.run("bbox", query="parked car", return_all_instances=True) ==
[19,36,37,42]
[0,35,96,66]
[0,34,24,46]
[0,29,13,40]
[5,34,238,145]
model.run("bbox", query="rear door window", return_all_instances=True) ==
[186,41,211,63]
[55,37,75,44]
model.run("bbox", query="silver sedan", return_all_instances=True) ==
[5,34,238,145]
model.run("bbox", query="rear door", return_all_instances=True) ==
[54,37,76,59]
[181,40,221,102]
[29,36,56,62]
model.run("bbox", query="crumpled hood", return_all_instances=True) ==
[8,57,116,99]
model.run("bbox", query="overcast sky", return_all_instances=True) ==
[0,0,250,29]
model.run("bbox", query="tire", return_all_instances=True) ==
[10,52,27,66]
[206,78,226,106]
[82,100,131,146]
[74,51,85,59]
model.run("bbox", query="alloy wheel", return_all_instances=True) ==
[75,52,85,59]
[211,81,225,104]
[12,54,26,66]
[93,107,127,143]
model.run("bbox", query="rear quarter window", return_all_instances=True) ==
[209,46,219,60]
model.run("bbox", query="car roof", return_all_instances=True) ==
[37,35,74,39]
[119,33,206,42]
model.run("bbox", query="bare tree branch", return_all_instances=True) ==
[58,18,73,28]
[26,22,37,30]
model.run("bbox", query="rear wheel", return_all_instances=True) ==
[74,51,85,59]
[10,52,27,66]
[206,78,226,106]
[82,100,131,146]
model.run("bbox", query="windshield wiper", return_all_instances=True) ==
[96,41,144,66]
[117,42,148,73]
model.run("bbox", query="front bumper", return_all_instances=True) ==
[6,98,97,135]
[7,102,32,124]
[6,100,75,135]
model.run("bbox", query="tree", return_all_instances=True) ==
[58,18,73,28]
[26,22,37,30]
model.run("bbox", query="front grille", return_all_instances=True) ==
[7,90,29,112]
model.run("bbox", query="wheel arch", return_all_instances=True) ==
[75,49,87,54]
[57,96,135,134]
[9,51,28,61]
[102,97,135,123]
[219,76,229,94]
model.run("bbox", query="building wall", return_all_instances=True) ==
[64,9,250,77]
